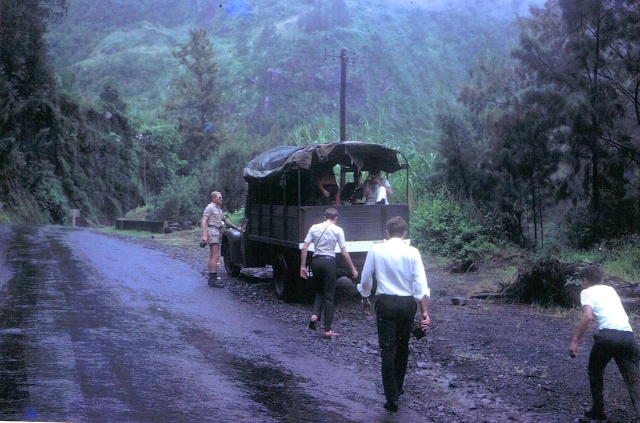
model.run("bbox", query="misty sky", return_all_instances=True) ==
[371,0,546,16]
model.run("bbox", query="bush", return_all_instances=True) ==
[151,175,202,221]
[410,188,499,261]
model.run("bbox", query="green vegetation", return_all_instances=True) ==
[2,0,640,279]
[558,236,640,284]
[410,188,503,262]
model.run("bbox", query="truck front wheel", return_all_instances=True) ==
[222,242,241,277]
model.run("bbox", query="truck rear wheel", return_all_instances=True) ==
[273,253,295,301]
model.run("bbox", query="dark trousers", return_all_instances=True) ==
[588,329,640,417]
[311,257,337,331]
[375,295,417,402]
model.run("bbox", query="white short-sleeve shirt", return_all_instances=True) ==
[581,284,632,332]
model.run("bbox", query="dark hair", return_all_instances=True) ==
[575,265,603,285]
[324,208,339,220]
[386,216,407,237]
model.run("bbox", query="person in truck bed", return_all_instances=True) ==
[313,162,340,206]
[363,170,393,205]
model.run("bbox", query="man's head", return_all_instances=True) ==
[574,265,603,288]
[386,216,407,238]
[211,191,223,205]
[324,208,339,221]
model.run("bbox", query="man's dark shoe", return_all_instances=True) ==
[383,401,398,412]
[584,408,607,421]
[208,273,224,288]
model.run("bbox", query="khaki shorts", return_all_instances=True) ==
[207,226,222,244]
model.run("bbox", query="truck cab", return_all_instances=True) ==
[222,141,410,301]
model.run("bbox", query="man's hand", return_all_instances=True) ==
[420,313,431,328]
[569,341,578,358]
[300,266,308,280]
[362,297,371,316]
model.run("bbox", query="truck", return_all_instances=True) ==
[221,141,410,301]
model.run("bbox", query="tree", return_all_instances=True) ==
[446,0,640,248]
[100,82,127,113]
[449,53,559,248]
[166,28,225,168]
[511,0,640,242]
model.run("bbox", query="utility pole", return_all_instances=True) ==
[326,48,355,141]
[339,48,347,142]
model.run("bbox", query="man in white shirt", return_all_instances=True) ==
[300,208,358,338]
[568,265,640,421]
[358,216,430,412]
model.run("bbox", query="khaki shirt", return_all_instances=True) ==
[203,203,225,228]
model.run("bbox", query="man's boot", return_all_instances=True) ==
[208,273,223,288]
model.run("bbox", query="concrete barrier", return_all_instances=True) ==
[115,219,167,233]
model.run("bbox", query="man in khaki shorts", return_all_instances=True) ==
[201,191,243,287]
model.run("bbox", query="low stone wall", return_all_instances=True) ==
[115,219,167,233]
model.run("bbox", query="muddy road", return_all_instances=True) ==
[0,224,425,422]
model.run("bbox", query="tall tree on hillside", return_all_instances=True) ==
[512,0,640,241]
[166,28,224,169]
[451,53,558,247]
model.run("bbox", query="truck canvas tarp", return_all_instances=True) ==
[244,141,408,180]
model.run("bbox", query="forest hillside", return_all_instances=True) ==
[46,0,530,141]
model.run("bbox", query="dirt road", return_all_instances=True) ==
[0,224,425,422]
[134,227,640,423]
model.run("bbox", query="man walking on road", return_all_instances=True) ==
[569,265,640,422]
[357,216,430,412]
[300,208,358,338]
[201,191,243,288]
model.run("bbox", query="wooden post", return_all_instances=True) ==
[340,48,347,142]
[69,209,80,227]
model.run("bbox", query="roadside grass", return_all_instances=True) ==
[97,226,155,239]
[603,248,640,284]
[97,226,200,248]
[154,228,200,248]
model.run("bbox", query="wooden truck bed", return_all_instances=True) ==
[245,204,409,252]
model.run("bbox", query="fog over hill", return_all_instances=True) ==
[47,0,545,139]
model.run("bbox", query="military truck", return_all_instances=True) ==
[221,141,410,301]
